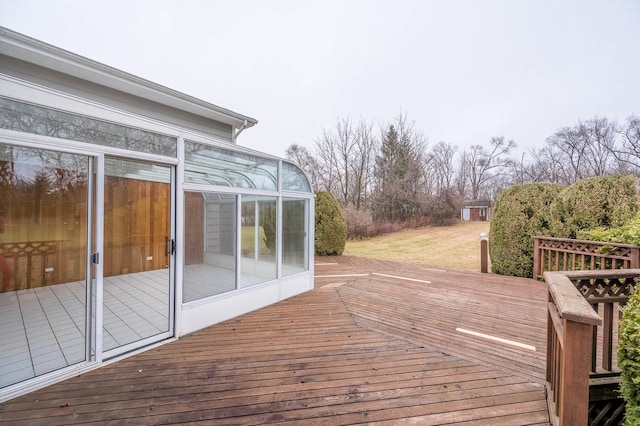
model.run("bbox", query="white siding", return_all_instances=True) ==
[0,55,234,141]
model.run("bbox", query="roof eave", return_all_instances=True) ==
[0,27,258,129]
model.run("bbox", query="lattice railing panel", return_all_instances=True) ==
[588,397,625,426]
[0,240,65,290]
[533,236,640,280]
[536,238,637,258]
[0,241,60,257]
[572,276,638,301]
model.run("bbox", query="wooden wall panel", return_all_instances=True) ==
[1,174,170,290]
[103,176,170,277]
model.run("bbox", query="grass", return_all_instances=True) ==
[343,221,491,271]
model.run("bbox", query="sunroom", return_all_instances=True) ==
[0,27,314,402]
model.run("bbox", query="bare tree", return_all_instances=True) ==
[461,136,516,200]
[578,117,618,177]
[314,117,378,208]
[544,117,618,183]
[314,118,353,204]
[349,118,377,210]
[285,143,321,190]
[545,126,586,183]
[526,145,575,185]
[428,141,458,193]
[611,114,640,175]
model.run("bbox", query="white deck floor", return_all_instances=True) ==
[0,269,170,389]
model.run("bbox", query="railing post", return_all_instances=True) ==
[545,271,603,426]
[533,237,540,279]
[559,318,593,425]
[480,232,488,273]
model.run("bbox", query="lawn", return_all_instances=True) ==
[343,221,491,271]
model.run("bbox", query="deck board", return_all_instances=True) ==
[1,256,550,425]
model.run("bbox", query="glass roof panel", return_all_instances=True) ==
[185,141,278,190]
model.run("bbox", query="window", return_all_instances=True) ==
[282,198,308,276]
[240,196,277,286]
[181,142,313,303]
[183,192,237,302]
[0,97,177,156]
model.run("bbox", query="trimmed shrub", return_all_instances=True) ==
[552,175,640,239]
[619,286,640,425]
[489,183,564,277]
[314,191,347,255]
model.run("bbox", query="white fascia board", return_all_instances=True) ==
[0,27,258,129]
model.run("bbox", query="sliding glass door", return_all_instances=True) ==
[0,143,91,388]
[0,144,176,390]
[101,157,174,358]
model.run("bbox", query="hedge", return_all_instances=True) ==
[490,175,640,278]
[489,182,564,277]
[552,175,640,239]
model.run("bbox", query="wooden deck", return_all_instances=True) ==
[0,256,550,425]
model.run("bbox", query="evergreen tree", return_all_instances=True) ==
[371,121,426,221]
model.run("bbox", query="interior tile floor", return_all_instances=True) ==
[0,269,170,389]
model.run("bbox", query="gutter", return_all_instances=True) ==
[232,120,250,143]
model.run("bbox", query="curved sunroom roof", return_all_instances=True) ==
[282,161,311,192]
[184,140,312,193]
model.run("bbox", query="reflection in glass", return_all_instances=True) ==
[241,196,277,286]
[0,143,88,388]
[282,198,309,276]
[183,192,237,302]
[184,141,278,190]
[0,97,177,157]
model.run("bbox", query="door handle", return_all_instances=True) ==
[165,238,176,256]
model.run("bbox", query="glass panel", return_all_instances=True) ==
[102,158,171,353]
[282,198,309,276]
[241,196,277,286]
[282,161,312,192]
[183,192,236,302]
[0,143,89,388]
[0,97,177,157]
[185,141,278,190]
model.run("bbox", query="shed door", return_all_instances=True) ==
[462,208,470,221]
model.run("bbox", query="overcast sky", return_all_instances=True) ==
[1,0,639,159]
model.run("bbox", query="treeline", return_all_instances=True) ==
[286,113,640,238]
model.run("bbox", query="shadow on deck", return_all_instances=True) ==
[0,256,550,425]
